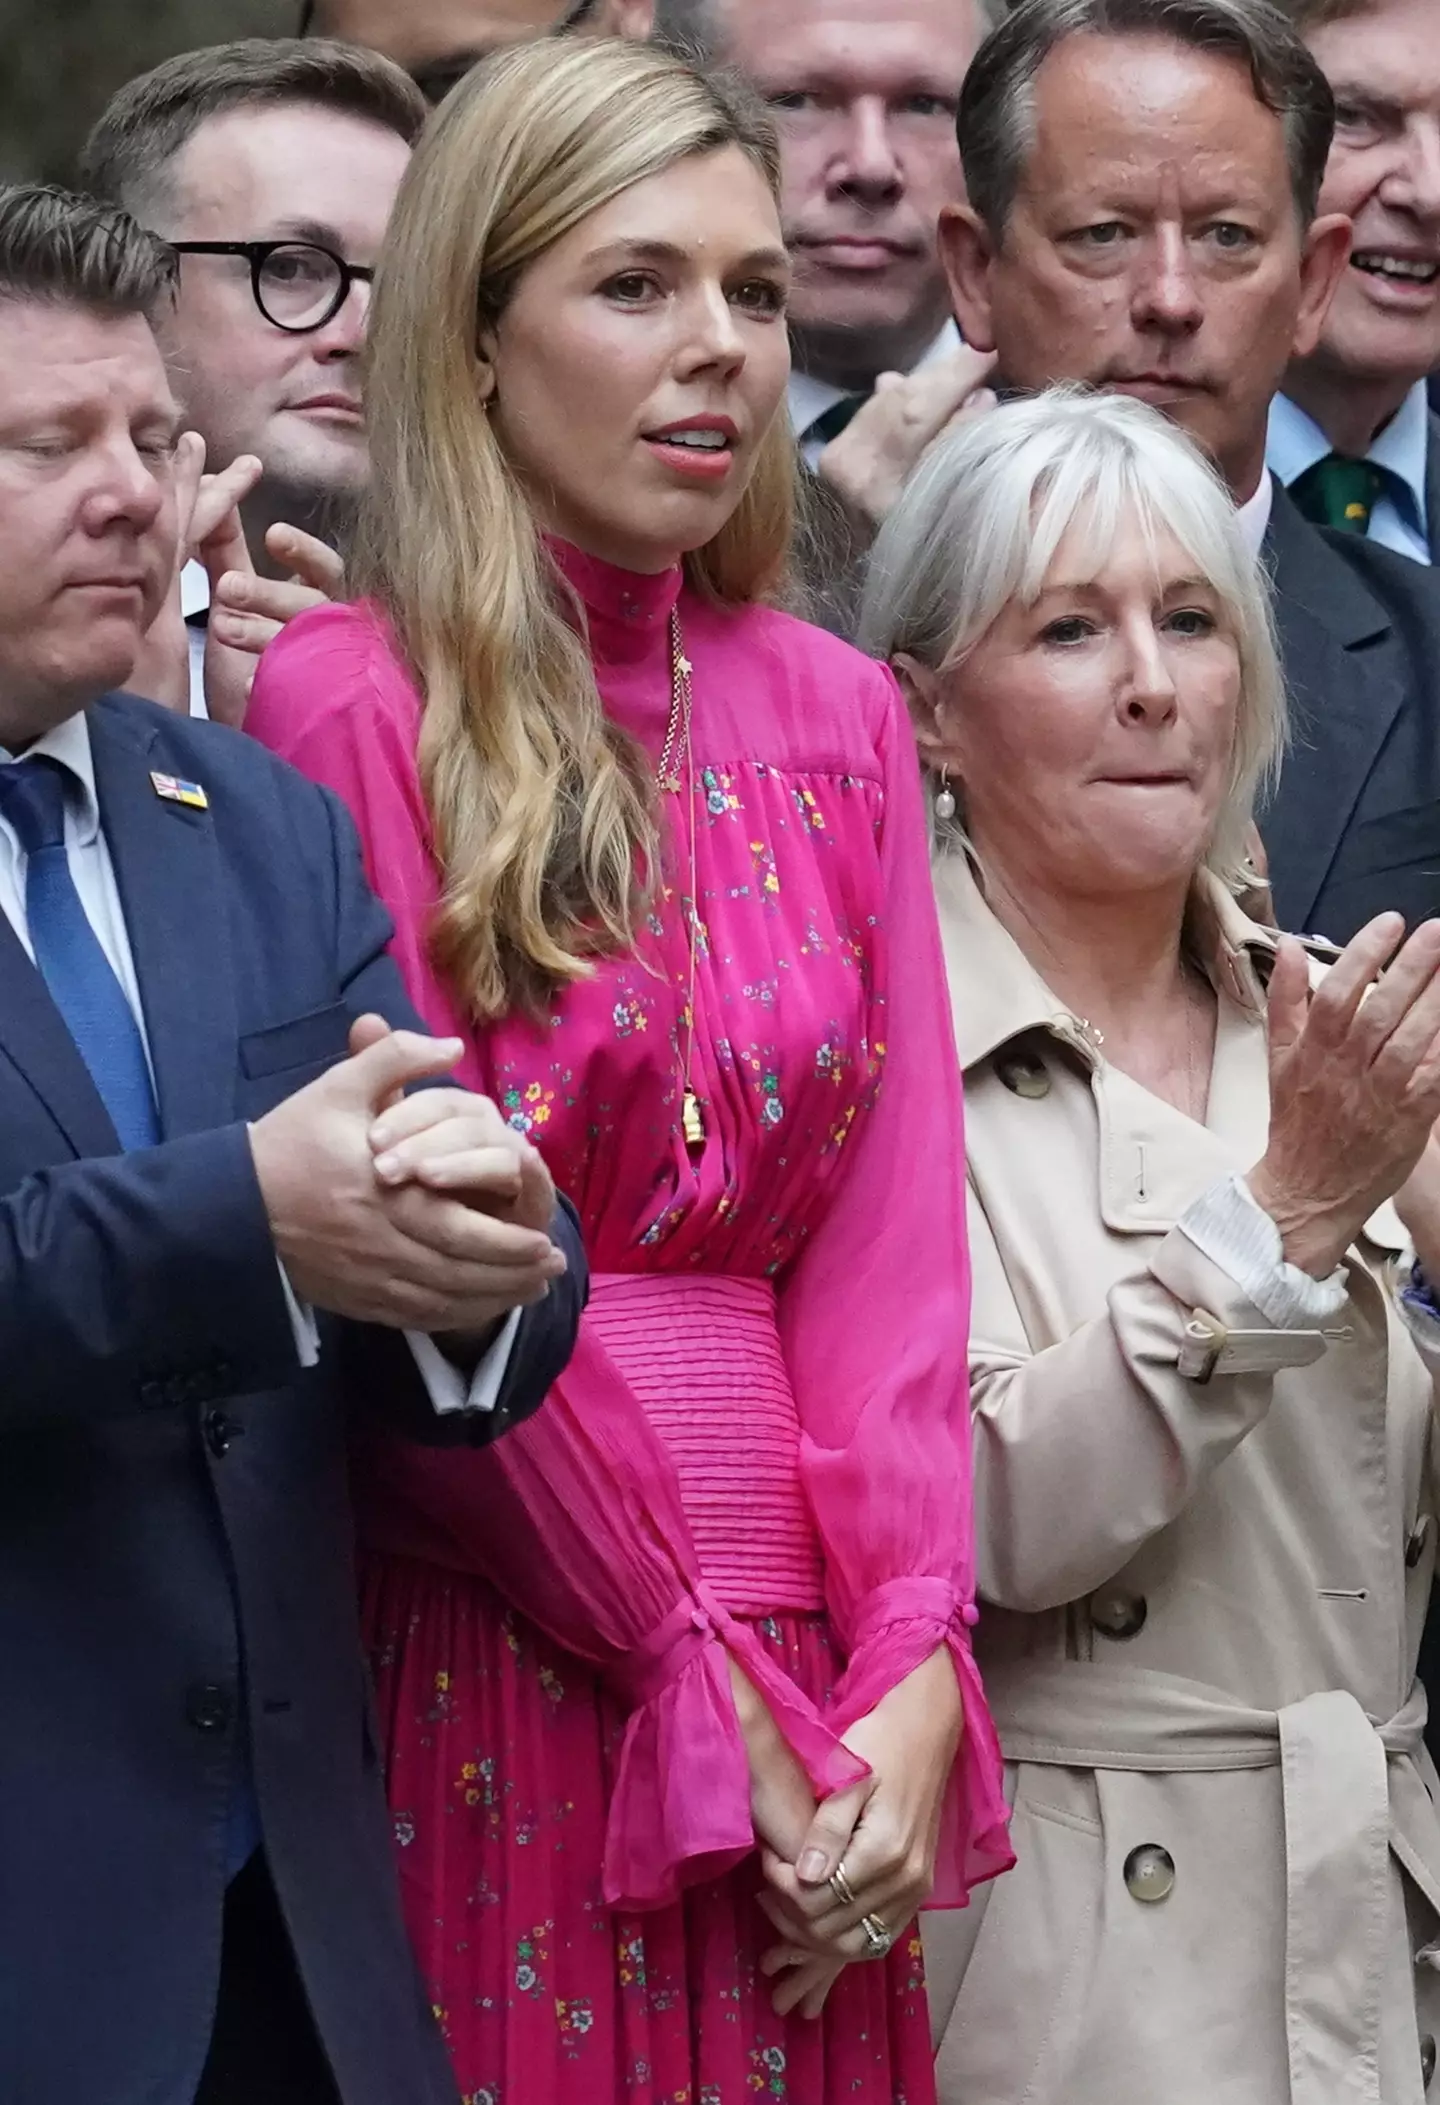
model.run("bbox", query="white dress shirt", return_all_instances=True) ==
[181,559,210,720]
[789,320,963,470]
[0,710,517,1415]
[1235,470,1275,558]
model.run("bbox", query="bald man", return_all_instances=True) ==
[302,0,652,97]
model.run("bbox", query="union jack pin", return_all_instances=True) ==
[150,771,208,810]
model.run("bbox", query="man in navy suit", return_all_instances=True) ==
[0,184,585,2104]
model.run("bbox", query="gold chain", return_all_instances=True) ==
[662,607,706,1152]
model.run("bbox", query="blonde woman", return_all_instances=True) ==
[245,36,1009,2105]
[860,388,1440,2102]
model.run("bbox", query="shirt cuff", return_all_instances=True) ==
[404,1306,523,1416]
[277,1261,321,1368]
[1177,1173,1349,1327]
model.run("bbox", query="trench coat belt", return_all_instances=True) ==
[985,1661,1440,2105]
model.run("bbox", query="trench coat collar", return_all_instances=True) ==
[933,846,1279,1078]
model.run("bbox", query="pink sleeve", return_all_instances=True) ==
[246,608,872,1909]
[779,667,1013,1905]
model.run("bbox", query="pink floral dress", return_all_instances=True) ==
[246,544,1010,2105]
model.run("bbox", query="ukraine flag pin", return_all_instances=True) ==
[150,771,209,810]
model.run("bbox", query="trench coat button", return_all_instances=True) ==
[1421,2033,1436,2088]
[1124,1844,1176,1904]
[997,1053,1050,1099]
[1408,1517,1433,1570]
[1090,1589,1148,1640]
[185,1684,232,1733]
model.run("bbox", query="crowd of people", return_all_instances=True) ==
[6,0,1440,2100]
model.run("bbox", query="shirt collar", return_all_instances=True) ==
[788,318,962,437]
[1235,469,1274,557]
[180,558,211,622]
[0,710,100,846]
[1368,378,1431,534]
[1268,379,1431,537]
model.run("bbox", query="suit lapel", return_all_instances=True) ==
[1262,488,1404,933]
[87,697,237,1139]
[0,909,120,1157]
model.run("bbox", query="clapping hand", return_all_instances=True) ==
[1248,913,1440,1277]
[250,1016,565,1337]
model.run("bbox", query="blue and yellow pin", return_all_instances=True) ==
[150,770,208,811]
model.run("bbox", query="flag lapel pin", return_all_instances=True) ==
[150,771,209,811]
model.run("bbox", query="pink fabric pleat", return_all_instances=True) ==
[584,1273,826,1615]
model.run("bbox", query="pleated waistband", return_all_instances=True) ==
[585,1272,825,1616]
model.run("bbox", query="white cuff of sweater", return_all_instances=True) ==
[1176,1173,1349,1327]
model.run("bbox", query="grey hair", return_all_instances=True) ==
[958,0,1335,238]
[858,387,1287,890]
[653,0,1009,65]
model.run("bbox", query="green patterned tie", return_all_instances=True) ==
[1290,453,1387,534]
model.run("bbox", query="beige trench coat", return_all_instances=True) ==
[925,852,1440,2105]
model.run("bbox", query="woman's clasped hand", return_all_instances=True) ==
[741,1648,963,2018]
[1249,913,1440,1279]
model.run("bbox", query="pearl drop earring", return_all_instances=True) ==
[934,772,957,823]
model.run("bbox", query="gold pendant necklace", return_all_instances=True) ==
[660,605,706,1154]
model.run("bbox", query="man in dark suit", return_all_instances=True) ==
[1267,0,1440,569]
[941,0,1440,947]
[0,185,585,2105]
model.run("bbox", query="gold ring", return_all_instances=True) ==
[861,1912,893,1957]
[828,1862,857,1909]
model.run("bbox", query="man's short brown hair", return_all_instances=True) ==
[0,184,175,322]
[80,38,427,226]
[959,0,1336,238]
[1275,0,1371,28]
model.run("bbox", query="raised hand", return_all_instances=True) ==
[128,436,262,713]
[1247,913,1440,1277]
[206,521,345,708]
[249,1022,566,1334]
[200,508,342,729]
[815,346,998,533]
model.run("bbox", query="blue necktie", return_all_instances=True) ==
[0,755,159,1150]
[0,754,259,1874]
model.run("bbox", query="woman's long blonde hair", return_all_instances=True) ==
[354,36,795,1020]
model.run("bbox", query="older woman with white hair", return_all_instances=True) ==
[859,387,1440,2105]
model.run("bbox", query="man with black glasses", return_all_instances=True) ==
[81,41,425,720]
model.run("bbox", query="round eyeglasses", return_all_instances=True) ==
[168,241,374,334]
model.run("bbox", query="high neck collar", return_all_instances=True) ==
[547,539,684,666]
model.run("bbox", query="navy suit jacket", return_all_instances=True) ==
[1259,485,1440,943]
[0,692,585,2105]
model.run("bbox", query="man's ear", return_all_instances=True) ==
[1292,212,1352,359]
[937,203,999,355]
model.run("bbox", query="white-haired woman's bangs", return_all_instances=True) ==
[1015,428,1242,615]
